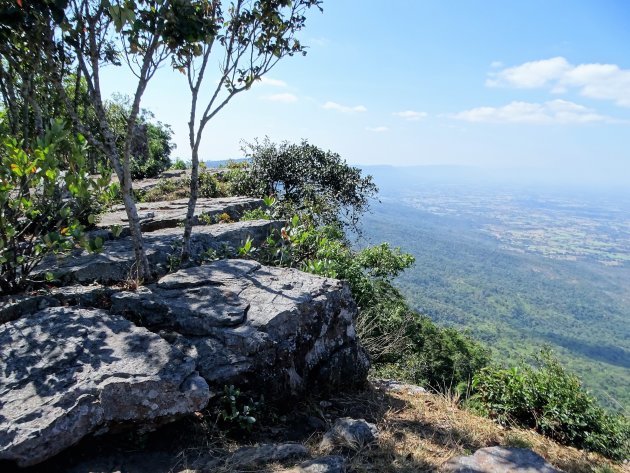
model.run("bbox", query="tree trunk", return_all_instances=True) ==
[181,144,200,262]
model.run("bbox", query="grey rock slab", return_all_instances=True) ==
[111,260,370,398]
[320,417,379,451]
[34,220,282,285]
[441,447,565,473]
[0,307,210,467]
[281,456,347,473]
[0,285,117,325]
[97,197,263,234]
[374,379,428,395]
[228,443,309,468]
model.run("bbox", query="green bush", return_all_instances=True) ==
[469,350,630,460]
[170,157,189,170]
[197,170,220,198]
[106,95,175,180]
[224,139,378,231]
[0,120,112,294]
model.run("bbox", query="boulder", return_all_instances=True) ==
[97,197,263,234]
[442,447,565,473]
[0,307,210,467]
[110,259,370,398]
[319,417,379,452]
[282,456,347,473]
[35,220,282,285]
[228,443,309,468]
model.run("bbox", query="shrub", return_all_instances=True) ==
[197,170,220,198]
[224,139,378,231]
[469,350,630,460]
[0,120,112,294]
[170,157,189,170]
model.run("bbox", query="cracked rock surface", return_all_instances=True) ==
[111,259,370,398]
[0,307,210,467]
[35,220,282,285]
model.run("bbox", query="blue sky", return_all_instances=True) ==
[102,0,630,183]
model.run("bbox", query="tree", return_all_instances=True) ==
[177,0,323,262]
[106,95,175,179]
[230,138,378,231]
[0,0,171,279]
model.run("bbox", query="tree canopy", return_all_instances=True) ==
[230,138,378,231]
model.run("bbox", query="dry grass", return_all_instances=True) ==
[62,382,624,473]
[287,383,627,473]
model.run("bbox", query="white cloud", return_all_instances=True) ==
[564,63,630,106]
[366,126,389,132]
[486,57,572,88]
[490,61,504,68]
[263,93,298,103]
[322,101,367,113]
[393,110,428,121]
[487,57,630,107]
[451,99,610,124]
[257,77,288,87]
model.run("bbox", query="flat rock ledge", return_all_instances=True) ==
[442,447,565,473]
[0,307,210,467]
[35,219,282,285]
[97,197,264,235]
[111,259,370,397]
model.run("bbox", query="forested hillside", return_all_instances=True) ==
[359,178,630,411]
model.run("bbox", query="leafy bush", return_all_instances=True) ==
[170,157,189,170]
[217,385,261,433]
[469,350,630,460]
[224,139,378,231]
[0,120,112,294]
[197,170,220,198]
[106,95,175,179]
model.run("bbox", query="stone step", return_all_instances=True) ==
[36,219,282,285]
[96,197,263,235]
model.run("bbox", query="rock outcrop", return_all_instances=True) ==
[35,219,282,285]
[442,447,565,473]
[97,197,263,235]
[110,259,370,397]
[0,196,369,467]
[319,417,379,451]
[0,307,210,467]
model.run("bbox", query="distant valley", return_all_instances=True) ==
[359,166,630,410]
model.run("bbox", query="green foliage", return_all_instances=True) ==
[218,385,261,433]
[195,170,220,198]
[469,350,630,460]
[241,208,272,221]
[0,120,112,294]
[106,96,175,179]
[241,196,276,221]
[225,139,378,231]
[374,311,491,392]
[170,157,189,170]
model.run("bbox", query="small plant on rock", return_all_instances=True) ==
[218,385,261,433]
